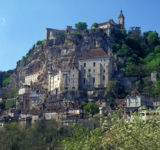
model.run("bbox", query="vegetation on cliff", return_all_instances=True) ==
[112,28,160,97]
[0,70,13,88]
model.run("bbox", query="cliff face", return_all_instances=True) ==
[12,29,114,92]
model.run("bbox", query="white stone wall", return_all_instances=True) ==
[79,57,111,89]
[126,95,141,108]
[44,112,58,120]
[48,68,79,94]
[25,72,40,85]
[18,87,30,95]
[99,24,110,29]
[48,72,61,94]
[61,67,79,91]
[68,109,82,114]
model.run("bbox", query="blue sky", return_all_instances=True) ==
[0,0,160,71]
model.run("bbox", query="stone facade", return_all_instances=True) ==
[98,11,125,36]
[47,48,112,94]
[126,90,153,111]
[79,48,112,89]
[17,85,43,110]
[25,72,40,85]
[48,67,79,95]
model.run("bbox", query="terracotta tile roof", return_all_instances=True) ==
[99,19,117,26]
[81,48,108,60]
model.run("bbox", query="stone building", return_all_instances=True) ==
[48,67,79,95]
[25,72,40,85]
[79,48,112,89]
[126,90,153,111]
[17,85,43,110]
[97,10,125,36]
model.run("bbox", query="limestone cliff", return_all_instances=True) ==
[12,28,116,94]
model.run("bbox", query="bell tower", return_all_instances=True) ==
[118,10,125,28]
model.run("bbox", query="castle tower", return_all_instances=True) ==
[118,10,125,28]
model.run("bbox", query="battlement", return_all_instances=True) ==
[46,26,74,41]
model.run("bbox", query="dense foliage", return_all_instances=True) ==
[83,102,99,115]
[61,111,160,150]
[0,120,63,150]
[0,70,13,87]
[75,22,87,30]
[111,28,160,97]
[1,110,160,150]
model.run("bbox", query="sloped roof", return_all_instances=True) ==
[99,19,117,26]
[81,48,108,60]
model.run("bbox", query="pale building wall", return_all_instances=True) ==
[99,24,110,29]
[18,87,30,95]
[127,95,141,108]
[25,72,40,85]
[48,72,61,94]
[44,112,58,121]
[79,57,111,89]
[48,68,79,94]
[61,67,79,91]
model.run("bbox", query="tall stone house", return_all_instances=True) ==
[79,48,112,89]
[48,67,79,95]
[48,48,112,94]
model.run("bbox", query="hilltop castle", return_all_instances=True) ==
[46,10,125,40]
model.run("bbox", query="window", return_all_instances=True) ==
[104,69,105,73]
[88,69,91,72]
[84,63,86,67]
[103,75,105,80]
[93,69,95,73]
[72,87,75,89]
[83,78,85,84]
[93,62,96,67]
[93,78,95,84]
[84,69,86,74]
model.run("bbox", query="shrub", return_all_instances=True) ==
[75,22,87,30]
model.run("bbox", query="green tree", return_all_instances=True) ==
[92,22,99,29]
[84,103,99,116]
[147,32,159,46]
[117,43,130,57]
[154,45,160,53]
[75,22,87,30]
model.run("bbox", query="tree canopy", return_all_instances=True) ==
[75,22,87,30]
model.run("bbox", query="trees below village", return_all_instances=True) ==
[83,102,99,115]
[60,111,160,150]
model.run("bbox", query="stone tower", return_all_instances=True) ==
[118,10,125,28]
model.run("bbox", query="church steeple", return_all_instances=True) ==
[118,10,125,28]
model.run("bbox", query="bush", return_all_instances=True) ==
[75,22,87,30]
[84,102,99,115]
[5,99,16,110]
[92,22,99,29]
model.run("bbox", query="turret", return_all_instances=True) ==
[118,10,125,28]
